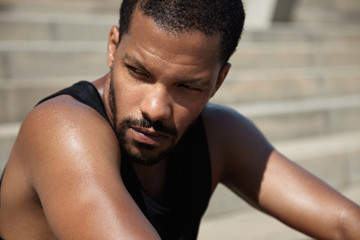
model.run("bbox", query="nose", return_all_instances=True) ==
[139,84,172,122]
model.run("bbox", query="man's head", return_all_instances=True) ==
[106,0,245,166]
[118,0,245,65]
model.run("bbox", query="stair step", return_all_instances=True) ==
[0,82,74,123]
[0,76,97,122]
[0,122,20,138]
[233,94,360,117]
[0,122,19,172]
[0,0,119,14]
[213,65,360,104]
[1,11,360,42]
[231,41,360,69]
[230,94,360,141]
[294,0,360,24]
[0,11,115,41]
[243,22,360,42]
[0,41,108,80]
[0,10,116,25]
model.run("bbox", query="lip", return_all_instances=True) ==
[129,126,170,146]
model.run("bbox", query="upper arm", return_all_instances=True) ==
[203,104,360,239]
[15,99,160,239]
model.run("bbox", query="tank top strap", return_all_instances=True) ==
[37,81,112,127]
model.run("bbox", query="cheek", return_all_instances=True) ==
[112,79,143,119]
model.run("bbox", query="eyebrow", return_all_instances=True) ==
[178,77,209,87]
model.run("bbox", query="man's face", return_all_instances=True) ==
[107,9,228,165]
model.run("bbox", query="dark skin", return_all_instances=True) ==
[1,8,360,239]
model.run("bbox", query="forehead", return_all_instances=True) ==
[119,7,222,69]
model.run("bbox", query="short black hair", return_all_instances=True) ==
[119,0,245,65]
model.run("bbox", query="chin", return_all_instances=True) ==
[121,143,171,166]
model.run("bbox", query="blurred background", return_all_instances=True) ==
[0,0,360,239]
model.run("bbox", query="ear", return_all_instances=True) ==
[210,63,231,98]
[107,25,120,69]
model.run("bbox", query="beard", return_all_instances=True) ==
[116,118,177,166]
[108,74,178,166]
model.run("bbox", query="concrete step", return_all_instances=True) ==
[212,65,360,104]
[231,41,360,69]
[0,11,115,41]
[0,76,83,123]
[203,130,360,219]
[0,41,108,80]
[243,22,360,42]
[0,0,120,14]
[1,40,359,81]
[230,94,360,142]
[293,0,360,24]
[0,122,18,172]
[2,11,360,42]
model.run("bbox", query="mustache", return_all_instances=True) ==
[124,117,178,136]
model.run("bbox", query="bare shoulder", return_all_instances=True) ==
[17,94,117,156]
[202,103,273,159]
[202,103,273,198]
[15,95,120,183]
[202,103,256,136]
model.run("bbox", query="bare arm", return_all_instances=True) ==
[17,98,160,239]
[204,104,360,239]
[257,150,360,239]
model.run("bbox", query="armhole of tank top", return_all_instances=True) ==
[198,114,212,204]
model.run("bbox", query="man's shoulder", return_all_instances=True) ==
[202,103,252,131]
[15,95,117,163]
[22,95,107,134]
[11,94,120,185]
[202,103,271,159]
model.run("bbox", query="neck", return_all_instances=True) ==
[93,73,116,128]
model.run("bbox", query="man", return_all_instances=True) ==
[0,0,359,239]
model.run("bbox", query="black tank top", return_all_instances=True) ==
[1,81,212,239]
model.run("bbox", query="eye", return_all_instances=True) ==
[126,64,148,78]
[178,83,201,91]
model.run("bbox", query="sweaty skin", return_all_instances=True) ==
[1,8,360,240]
